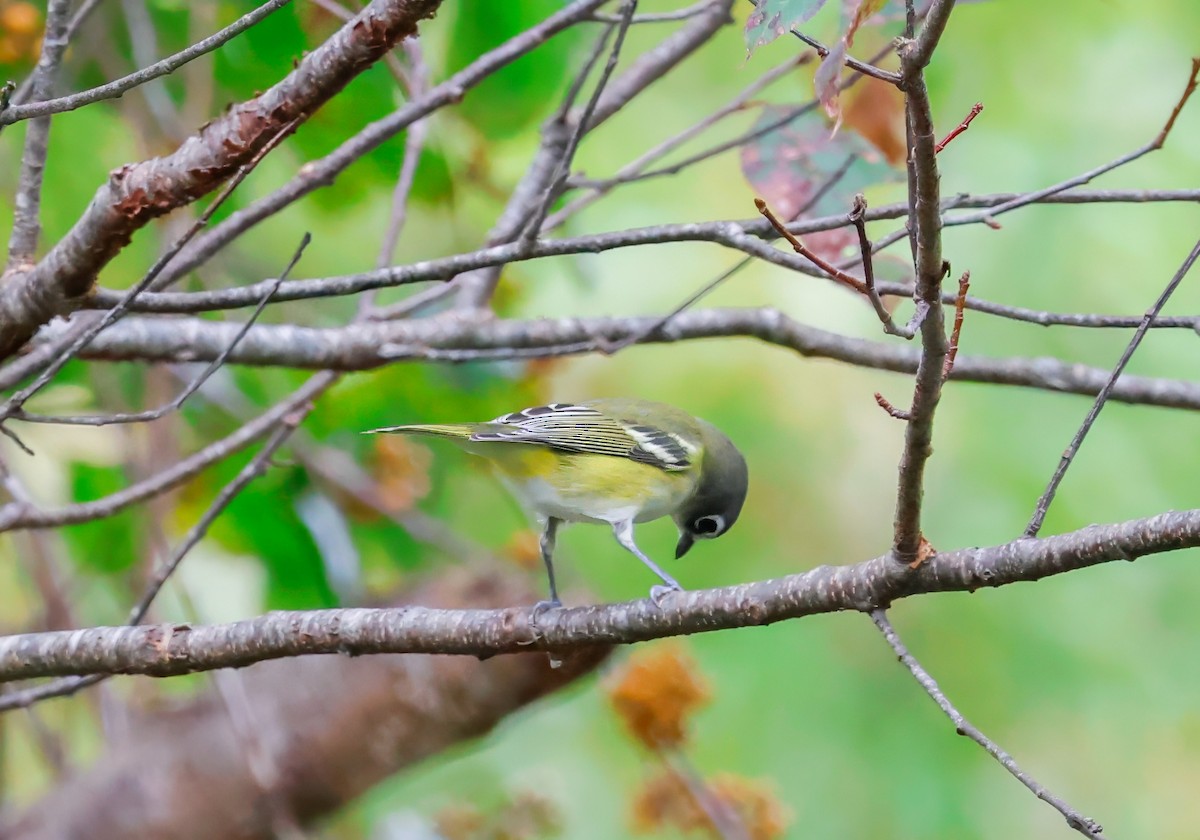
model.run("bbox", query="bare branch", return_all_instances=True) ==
[890,0,958,564]
[0,121,302,425]
[870,610,1106,839]
[0,0,444,359]
[1025,237,1200,537]
[39,307,1200,413]
[151,0,611,292]
[12,234,312,427]
[2,508,1199,683]
[1,572,609,838]
[0,374,335,532]
[4,0,73,268]
[0,0,294,126]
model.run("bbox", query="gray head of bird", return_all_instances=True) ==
[672,421,749,559]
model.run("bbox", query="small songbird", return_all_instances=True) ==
[365,399,748,607]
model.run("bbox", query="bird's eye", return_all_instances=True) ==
[693,515,724,536]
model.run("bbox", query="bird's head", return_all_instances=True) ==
[673,422,748,559]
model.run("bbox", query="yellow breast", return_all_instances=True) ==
[484,447,698,525]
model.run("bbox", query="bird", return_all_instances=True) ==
[364,399,748,608]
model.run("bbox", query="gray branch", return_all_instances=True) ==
[1,508,1195,682]
[0,0,444,359]
[34,307,1200,412]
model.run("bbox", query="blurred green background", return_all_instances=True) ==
[2,0,1200,837]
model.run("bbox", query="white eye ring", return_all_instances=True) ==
[693,515,725,537]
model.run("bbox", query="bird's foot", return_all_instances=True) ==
[649,583,683,609]
[528,598,563,640]
[532,597,562,616]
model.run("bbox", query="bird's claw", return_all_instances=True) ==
[528,598,563,640]
[649,583,683,608]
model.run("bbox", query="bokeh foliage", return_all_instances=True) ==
[2,1,1200,838]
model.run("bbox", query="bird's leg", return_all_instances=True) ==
[611,520,682,607]
[533,516,563,615]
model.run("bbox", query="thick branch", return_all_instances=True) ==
[890,0,956,563]
[0,0,443,359]
[0,509,1195,682]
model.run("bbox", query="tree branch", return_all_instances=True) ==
[0,0,443,359]
[0,0,294,126]
[890,0,957,563]
[1,508,1196,683]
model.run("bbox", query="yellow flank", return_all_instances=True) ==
[478,444,698,524]
[372,418,704,524]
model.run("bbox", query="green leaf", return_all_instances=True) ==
[65,464,139,575]
[444,0,583,139]
[745,0,830,55]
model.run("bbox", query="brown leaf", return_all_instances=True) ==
[844,77,907,166]
[607,643,711,751]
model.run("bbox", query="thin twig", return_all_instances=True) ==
[755,198,866,293]
[789,30,900,84]
[0,119,301,427]
[6,0,105,108]
[873,392,910,420]
[1025,237,1200,537]
[590,1,712,24]
[544,53,809,230]
[519,0,639,247]
[148,0,610,292]
[941,271,969,379]
[0,374,332,710]
[360,39,431,317]
[5,0,73,268]
[0,374,333,533]
[1,0,293,125]
[869,609,1106,839]
[128,412,312,625]
[596,155,861,355]
[944,59,1199,231]
[847,194,926,338]
[12,234,312,427]
[662,748,749,840]
[934,102,983,153]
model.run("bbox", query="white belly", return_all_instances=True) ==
[499,474,691,526]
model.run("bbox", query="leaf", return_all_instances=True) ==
[813,0,887,123]
[813,40,848,124]
[445,0,584,139]
[845,0,888,44]
[744,0,830,55]
[844,77,907,166]
[740,107,900,221]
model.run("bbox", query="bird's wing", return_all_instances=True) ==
[472,403,696,471]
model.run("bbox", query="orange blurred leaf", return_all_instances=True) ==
[607,643,711,750]
[370,434,432,514]
[844,76,906,166]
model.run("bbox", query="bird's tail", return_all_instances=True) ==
[363,423,475,440]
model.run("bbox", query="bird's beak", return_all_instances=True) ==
[675,532,694,559]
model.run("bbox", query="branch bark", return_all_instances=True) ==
[1,508,1194,682]
[33,307,1200,413]
[0,0,443,359]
